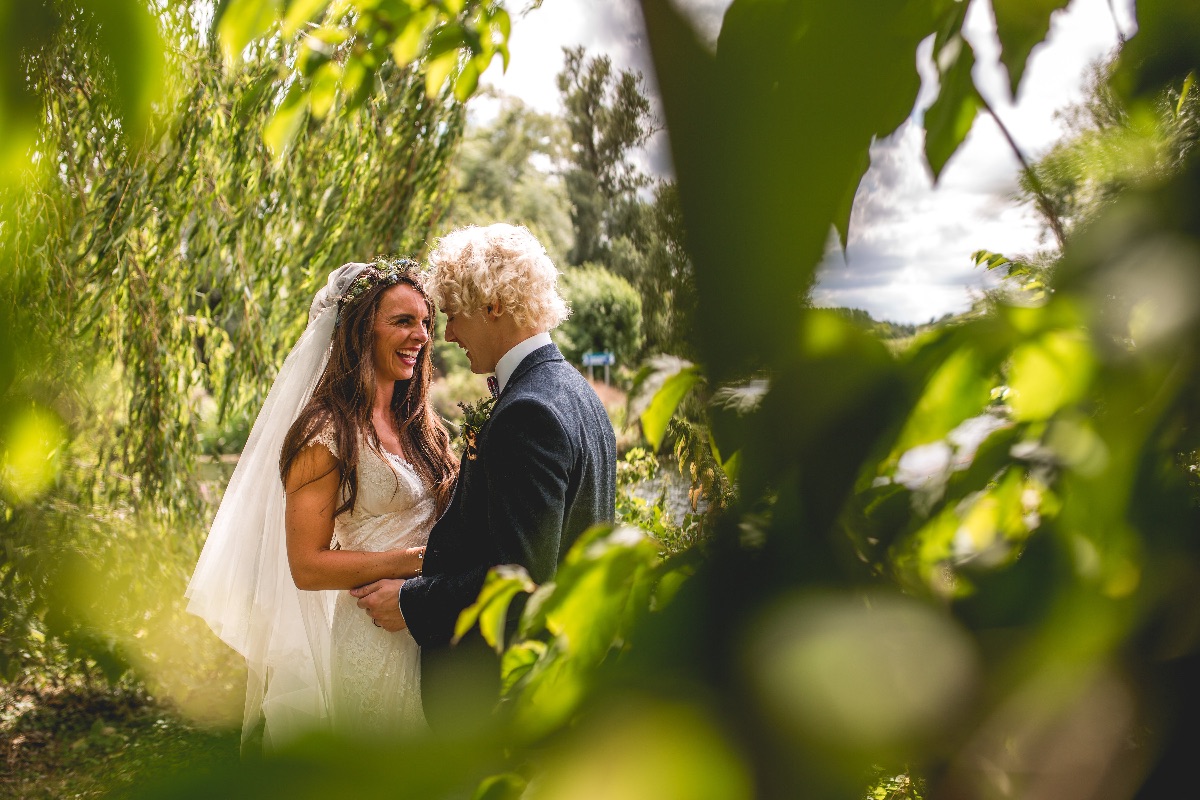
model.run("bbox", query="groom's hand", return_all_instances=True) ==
[350,579,407,632]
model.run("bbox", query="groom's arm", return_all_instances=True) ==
[400,399,572,647]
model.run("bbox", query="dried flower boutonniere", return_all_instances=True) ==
[456,395,496,461]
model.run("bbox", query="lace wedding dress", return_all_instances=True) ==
[312,425,435,736]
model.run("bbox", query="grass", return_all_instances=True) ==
[0,678,239,799]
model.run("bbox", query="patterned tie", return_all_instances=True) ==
[487,375,499,399]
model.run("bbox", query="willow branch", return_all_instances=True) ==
[1106,0,1127,44]
[979,95,1067,251]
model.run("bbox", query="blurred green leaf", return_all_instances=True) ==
[282,0,329,36]
[992,0,1071,98]
[474,772,527,800]
[217,0,282,66]
[263,81,311,158]
[891,346,994,457]
[308,61,342,118]
[455,57,481,101]
[1007,328,1094,421]
[454,565,536,652]
[425,50,458,98]
[80,0,169,136]
[392,8,436,66]
[0,403,66,503]
[499,640,545,696]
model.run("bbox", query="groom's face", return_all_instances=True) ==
[444,306,501,374]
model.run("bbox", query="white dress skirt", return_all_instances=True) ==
[308,427,434,737]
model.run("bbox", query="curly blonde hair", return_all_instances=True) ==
[425,223,570,330]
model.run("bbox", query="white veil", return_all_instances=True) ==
[186,262,370,749]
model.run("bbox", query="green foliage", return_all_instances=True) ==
[556,46,655,267]
[828,307,923,340]
[992,0,1072,97]
[215,0,510,155]
[1,2,465,685]
[442,93,574,265]
[628,355,701,452]
[553,264,644,368]
[1019,58,1200,245]
[9,1,1200,799]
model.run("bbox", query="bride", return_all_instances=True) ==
[186,259,457,749]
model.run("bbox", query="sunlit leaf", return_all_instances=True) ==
[892,346,994,456]
[425,51,458,98]
[455,57,481,102]
[1177,71,1195,116]
[263,82,310,159]
[217,0,282,66]
[491,7,512,40]
[306,24,350,46]
[629,356,702,451]
[391,8,436,66]
[308,61,342,119]
[992,0,1071,98]
[454,565,535,652]
[1007,328,1094,421]
[499,640,545,696]
[0,404,66,503]
[282,0,329,36]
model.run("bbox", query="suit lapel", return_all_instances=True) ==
[502,343,563,396]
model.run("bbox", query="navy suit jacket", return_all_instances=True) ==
[400,342,617,664]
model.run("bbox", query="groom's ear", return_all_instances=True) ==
[486,302,504,319]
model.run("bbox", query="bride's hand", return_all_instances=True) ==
[388,545,426,579]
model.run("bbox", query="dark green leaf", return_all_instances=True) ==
[924,35,980,181]
[992,0,1071,98]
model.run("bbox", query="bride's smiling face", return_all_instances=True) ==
[371,283,430,383]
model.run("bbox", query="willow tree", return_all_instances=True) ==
[0,0,481,680]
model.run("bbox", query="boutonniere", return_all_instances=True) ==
[456,395,496,461]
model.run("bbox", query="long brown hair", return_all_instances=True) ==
[280,258,457,517]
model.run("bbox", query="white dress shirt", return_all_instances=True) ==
[494,332,553,394]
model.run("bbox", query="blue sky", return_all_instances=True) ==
[480,0,1136,324]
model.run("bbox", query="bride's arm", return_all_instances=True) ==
[284,444,423,591]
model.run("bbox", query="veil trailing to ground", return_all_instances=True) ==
[186,263,369,750]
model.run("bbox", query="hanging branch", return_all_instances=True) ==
[1106,0,1128,44]
[979,95,1068,251]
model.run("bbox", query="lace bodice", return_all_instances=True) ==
[311,425,437,553]
[310,423,433,736]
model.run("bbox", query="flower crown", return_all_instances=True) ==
[336,257,423,324]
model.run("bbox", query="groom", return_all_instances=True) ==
[351,223,617,731]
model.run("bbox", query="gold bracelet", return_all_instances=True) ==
[416,546,424,577]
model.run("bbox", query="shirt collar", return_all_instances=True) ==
[495,332,552,394]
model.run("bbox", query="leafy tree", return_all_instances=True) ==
[442,93,574,264]
[1021,56,1200,246]
[9,2,1200,800]
[0,3,467,680]
[553,264,643,368]
[556,45,656,266]
[637,182,698,356]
